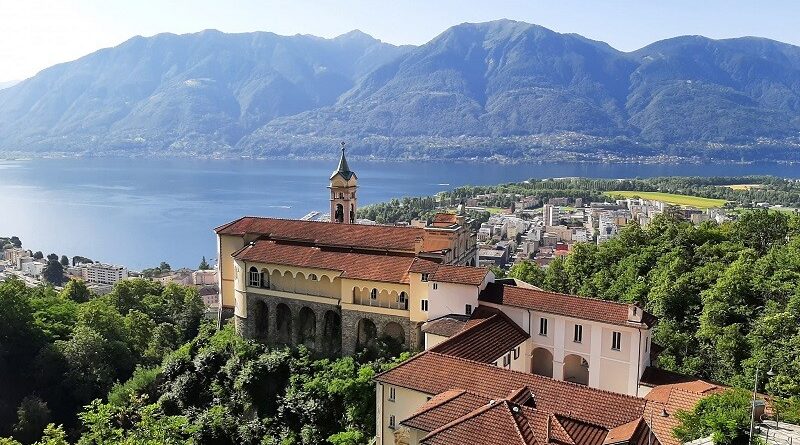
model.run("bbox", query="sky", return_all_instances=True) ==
[0,0,798,83]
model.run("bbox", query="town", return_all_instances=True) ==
[2,153,799,445]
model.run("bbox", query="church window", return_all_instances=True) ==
[465,304,472,315]
[248,267,260,287]
[421,299,429,311]
[398,292,407,303]
[309,273,318,281]
[432,283,438,290]
[370,288,378,300]
[421,273,429,282]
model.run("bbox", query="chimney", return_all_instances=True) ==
[628,304,643,323]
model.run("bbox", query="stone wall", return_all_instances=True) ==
[240,292,342,356]
[341,308,423,356]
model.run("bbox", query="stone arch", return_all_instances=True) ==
[270,269,282,291]
[281,270,294,293]
[297,307,316,349]
[248,266,260,287]
[356,318,378,351]
[259,268,270,289]
[321,310,342,356]
[383,322,405,344]
[275,303,293,345]
[335,204,344,223]
[563,354,589,385]
[530,347,553,378]
[253,299,269,339]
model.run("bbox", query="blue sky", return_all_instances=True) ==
[0,0,797,82]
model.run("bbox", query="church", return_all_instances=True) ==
[214,144,478,355]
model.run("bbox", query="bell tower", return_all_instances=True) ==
[329,142,357,224]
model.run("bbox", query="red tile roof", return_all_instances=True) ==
[643,381,726,445]
[431,213,459,227]
[215,217,424,252]
[421,315,470,338]
[401,390,487,432]
[421,400,538,445]
[409,258,442,274]
[430,306,529,363]
[479,283,656,328]
[233,240,416,284]
[376,352,647,429]
[431,264,490,286]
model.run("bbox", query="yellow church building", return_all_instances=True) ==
[214,145,478,355]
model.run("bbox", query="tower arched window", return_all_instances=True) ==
[248,267,260,287]
[370,288,378,300]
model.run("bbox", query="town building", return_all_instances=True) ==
[21,259,46,277]
[215,147,478,355]
[193,269,217,285]
[80,262,129,285]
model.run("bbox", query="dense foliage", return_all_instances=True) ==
[673,389,754,445]
[508,210,800,418]
[359,176,800,224]
[0,278,204,443]
[0,277,406,444]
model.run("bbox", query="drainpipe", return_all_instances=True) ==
[635,328,642,396]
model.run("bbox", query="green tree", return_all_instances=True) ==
[198,257,210,270]
[60,280,91,303]
[12,395,51,444]
[33,252,43,260]
[734,209,789,254]
[673,388,753,445]
[42,261,65,286]
[543,257,569,293]
[507,261,545,286]
[59,256,69,267]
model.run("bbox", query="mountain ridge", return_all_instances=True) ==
[1,20,799,161]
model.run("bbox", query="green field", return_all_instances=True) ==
[605,191,727,209]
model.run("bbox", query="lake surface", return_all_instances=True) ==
[1,158,798,270]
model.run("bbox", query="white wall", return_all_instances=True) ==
[427,282,478,319]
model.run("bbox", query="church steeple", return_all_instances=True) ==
[329,142,358,224]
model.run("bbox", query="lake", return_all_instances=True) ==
[1,158,798,270]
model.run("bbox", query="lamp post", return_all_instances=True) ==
[749,363,776,445]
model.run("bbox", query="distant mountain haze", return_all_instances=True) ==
[1,20,799,160]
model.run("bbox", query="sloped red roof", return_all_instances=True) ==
[376,352,647,429]
[421,315,470,337]
[215,216,424,252]
[431,264,490,286]
[401,390,487,432]
[421,400,538,445]
[233,240,416,284]
[431,213,459,227]
[479,283,656,328]
[643,381,726,445]
[430,306,529,363]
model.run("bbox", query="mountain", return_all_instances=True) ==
[0,80,20,90]
[1,20,800,160]
[0,29,409,154]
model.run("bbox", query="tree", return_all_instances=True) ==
[10,236,21,248]
[507,261,545,286]
[60,280,91,303]
[198,256,211,270]
[159,262,171,273]
[734,209,789,254]
[33,251,43,260]
[42,261,65,286]
[12,395,51,444]
[71,256,92,266]
[59,256,69,267]
[673,388,753,445]
[46,254,58,263]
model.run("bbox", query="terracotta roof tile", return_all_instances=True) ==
[409,258,442,274]
[430,307,529,363]
[643,381,726,445]
[432,213,459,227]
[421,400,537,445]
[216,216,424,252]
[376,352,647,429]
[431,264,490,286]
[233,240,416,284]
[403,387,616,445]
[401,390,487,432]
[479,283,656,328]
[421,315,470,337]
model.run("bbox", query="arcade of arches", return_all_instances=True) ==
[238,293,420,356]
